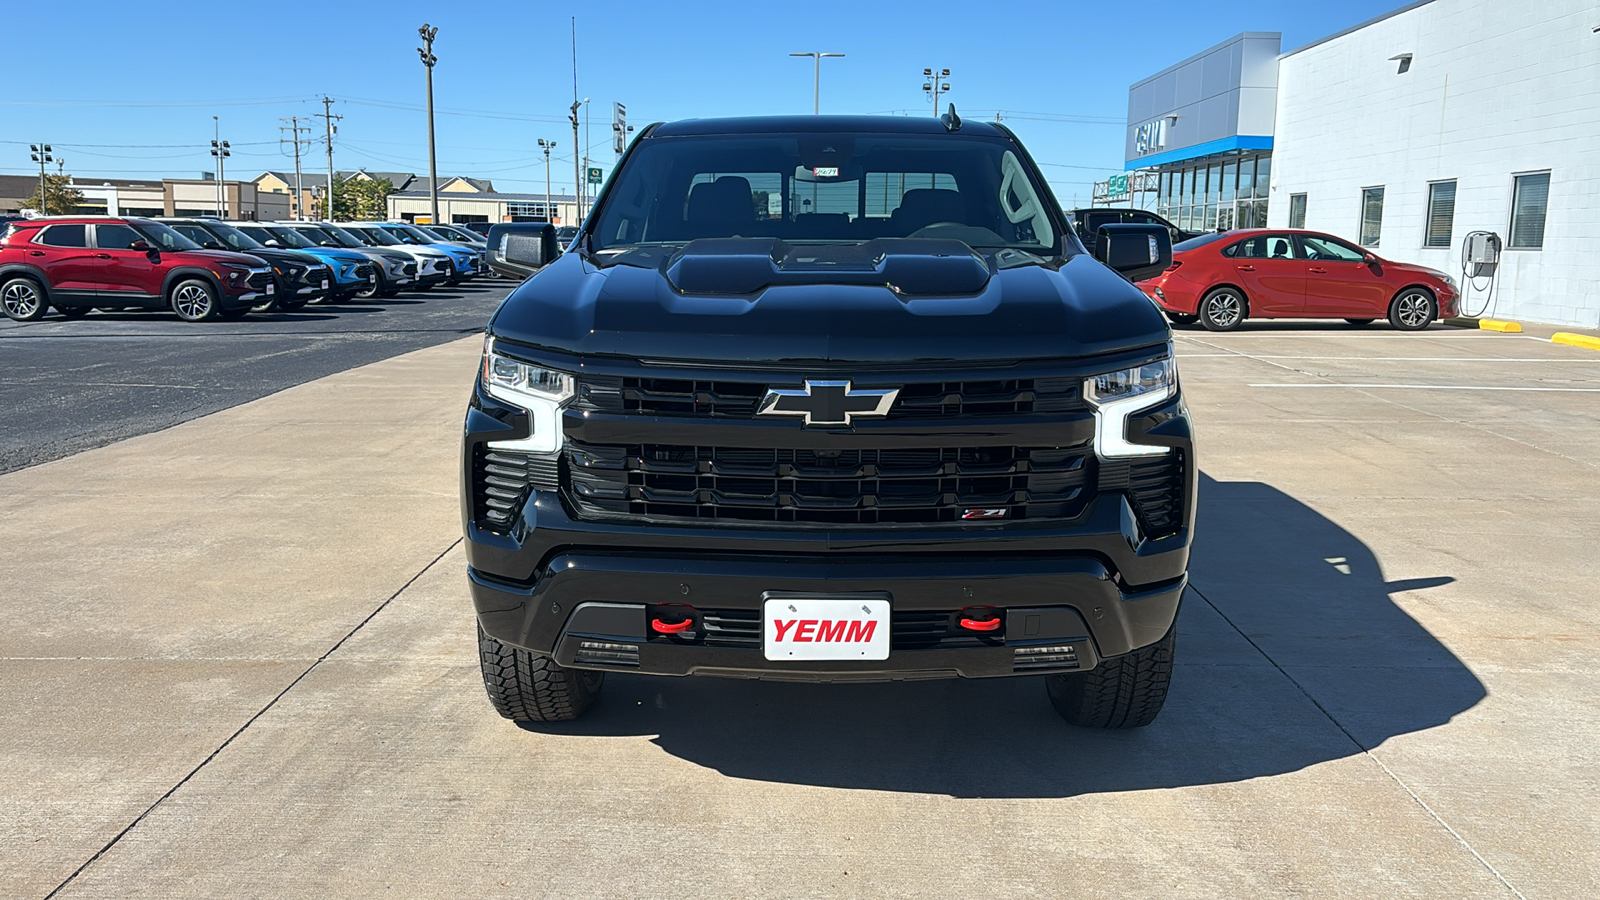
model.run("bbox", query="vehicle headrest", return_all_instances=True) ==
[893,188,967,225]
[687,176,755,227]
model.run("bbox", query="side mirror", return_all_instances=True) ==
[203,241,224,250]
[1092,223,1172,283]
[264,240,281,248]
[489,223,558,270]
[129,240,152,251]
[1364,252,1379,264]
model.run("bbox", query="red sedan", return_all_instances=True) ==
[1137,229,1458,331]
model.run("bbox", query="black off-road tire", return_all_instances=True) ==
[1045,624,1175,729]
[478,625,604,722]
[1388,288,1436,331]
[2,276,49,322]
[1199,287,1246,332]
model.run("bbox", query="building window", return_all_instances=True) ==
[1254,155,1270,198]
[1288,193,1307,229]
[1508,172,1550,250]
[1425,181,1456,248]
[1359,187,1385,247]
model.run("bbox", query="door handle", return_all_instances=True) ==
[1308,267,1328,274]
[28,250,45,256]
[1235,265,1256,272]
[95,253,112,259]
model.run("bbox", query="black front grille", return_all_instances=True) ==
[471,447,558,532]
[688,609,1003,650]
[573,375,1086,420]
[566,441,1091,525]
[354,263,375,280]
[246,271,272,290]
[402,262,417,276]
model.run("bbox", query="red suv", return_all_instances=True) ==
[0,216,276,322]
[1138,228,1458,331]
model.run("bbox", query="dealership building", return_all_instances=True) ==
[1125,0,1600,327]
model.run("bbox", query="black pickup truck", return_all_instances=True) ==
[462,112,1193,728]
[1068,207,1202,249]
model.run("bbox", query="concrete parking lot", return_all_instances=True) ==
[2,320,1597,898]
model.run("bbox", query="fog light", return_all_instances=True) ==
[1012,644,1081,671]
[575,640,639,666]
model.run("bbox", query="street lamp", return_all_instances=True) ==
[790,52,845,114]
[922,67,952,116]
[29,144,52,215]
[210,116,230,217]
[418,24,440,226]
[538,138,557,223]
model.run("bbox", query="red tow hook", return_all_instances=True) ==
[958,608,1003,632]
[651,616,694,635]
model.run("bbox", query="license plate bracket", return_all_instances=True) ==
[762,593,891,661]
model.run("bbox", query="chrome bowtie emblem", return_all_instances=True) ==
[757,380,899,427]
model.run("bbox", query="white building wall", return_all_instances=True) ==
[1269,0,1600,327]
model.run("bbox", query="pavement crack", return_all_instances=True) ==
[42,537,463,900]
[1187,581,1526,899]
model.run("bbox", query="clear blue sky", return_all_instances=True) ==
[2,0,1401,204]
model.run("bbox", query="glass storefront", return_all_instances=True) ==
[1153,151,1270,232]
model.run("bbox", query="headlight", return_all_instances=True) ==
[1085,348,1176,458]
[481,337,575,454]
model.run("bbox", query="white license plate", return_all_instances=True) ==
[763,597,890,661]
[265,284,275,295]
[321,279,330,290]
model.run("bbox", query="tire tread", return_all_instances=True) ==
[478,625,601,722]
[1046,626,1175,729]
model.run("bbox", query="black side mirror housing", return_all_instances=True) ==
[1093,223,1172,283]
[128,240,152,252]
[203,241,224,250]
[486,223,559,274]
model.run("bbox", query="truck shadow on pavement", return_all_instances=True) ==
[534,473,1485,798]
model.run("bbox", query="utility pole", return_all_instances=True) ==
[279,116,311,219]
[418,24,440,225]
[790,52,845,114]
[538,139,556,224]
[211,117,231,217]
[317,96,342,220]
[580,97,591,217]
[29,144,52,215]
[570,17,581,226]
[922,67,952,116]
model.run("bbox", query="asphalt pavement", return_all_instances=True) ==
[2,320,1599,898]
[0,280,512,474]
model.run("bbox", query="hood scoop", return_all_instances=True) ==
[662,238,992,297]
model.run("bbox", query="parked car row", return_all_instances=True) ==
[0,216,496,322]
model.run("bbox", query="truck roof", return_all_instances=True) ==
[650,115,1006,138]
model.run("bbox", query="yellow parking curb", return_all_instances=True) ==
[1552,332,1600,352]
[1479,319,1522,333]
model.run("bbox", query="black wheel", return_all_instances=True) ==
[478,625,603,722]
[1199,287,1246,332]
[1165,312,1198,327]
[1,276,49,322]
[170,278,220,322]
[1046,624,1175,729]
[354,269,384,300]
[1388,289,1436,331]
[218,306,251,320]
[56,304,92,319]
[1344,318,1376,326]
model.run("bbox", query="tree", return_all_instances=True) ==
[21,174,84,217]
[331,177,393,221]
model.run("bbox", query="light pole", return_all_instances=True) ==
[538,139,557,224]
[581,97,591,218]
[790,52,844,114]
[418,24,440,226]
[922,67,952,116]
[210,117,230,217]
[29,144,52,215]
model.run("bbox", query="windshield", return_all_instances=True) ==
[287,225,340,248]
[392,224,440,244]
[316,224,367,249]
[435,224,480,241]
[591,131,1059,254]
[261,225,317,249]
[350,226,400,246]
[204,222,264,251]
[133,221,202,252]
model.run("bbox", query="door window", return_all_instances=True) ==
[35,224,87,247]
[172,225,216,246]
[1227,234,1300,259]
[94,223,145,250]
[1299,235,1367,262]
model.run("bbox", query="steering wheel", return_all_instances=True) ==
[912,221,966,235]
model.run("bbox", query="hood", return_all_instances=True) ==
[298,247,370,264]
[490,238,1170,365]
[246,248,325,267]
[184,249,269,267]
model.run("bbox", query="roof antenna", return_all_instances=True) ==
[941,103,962,132]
